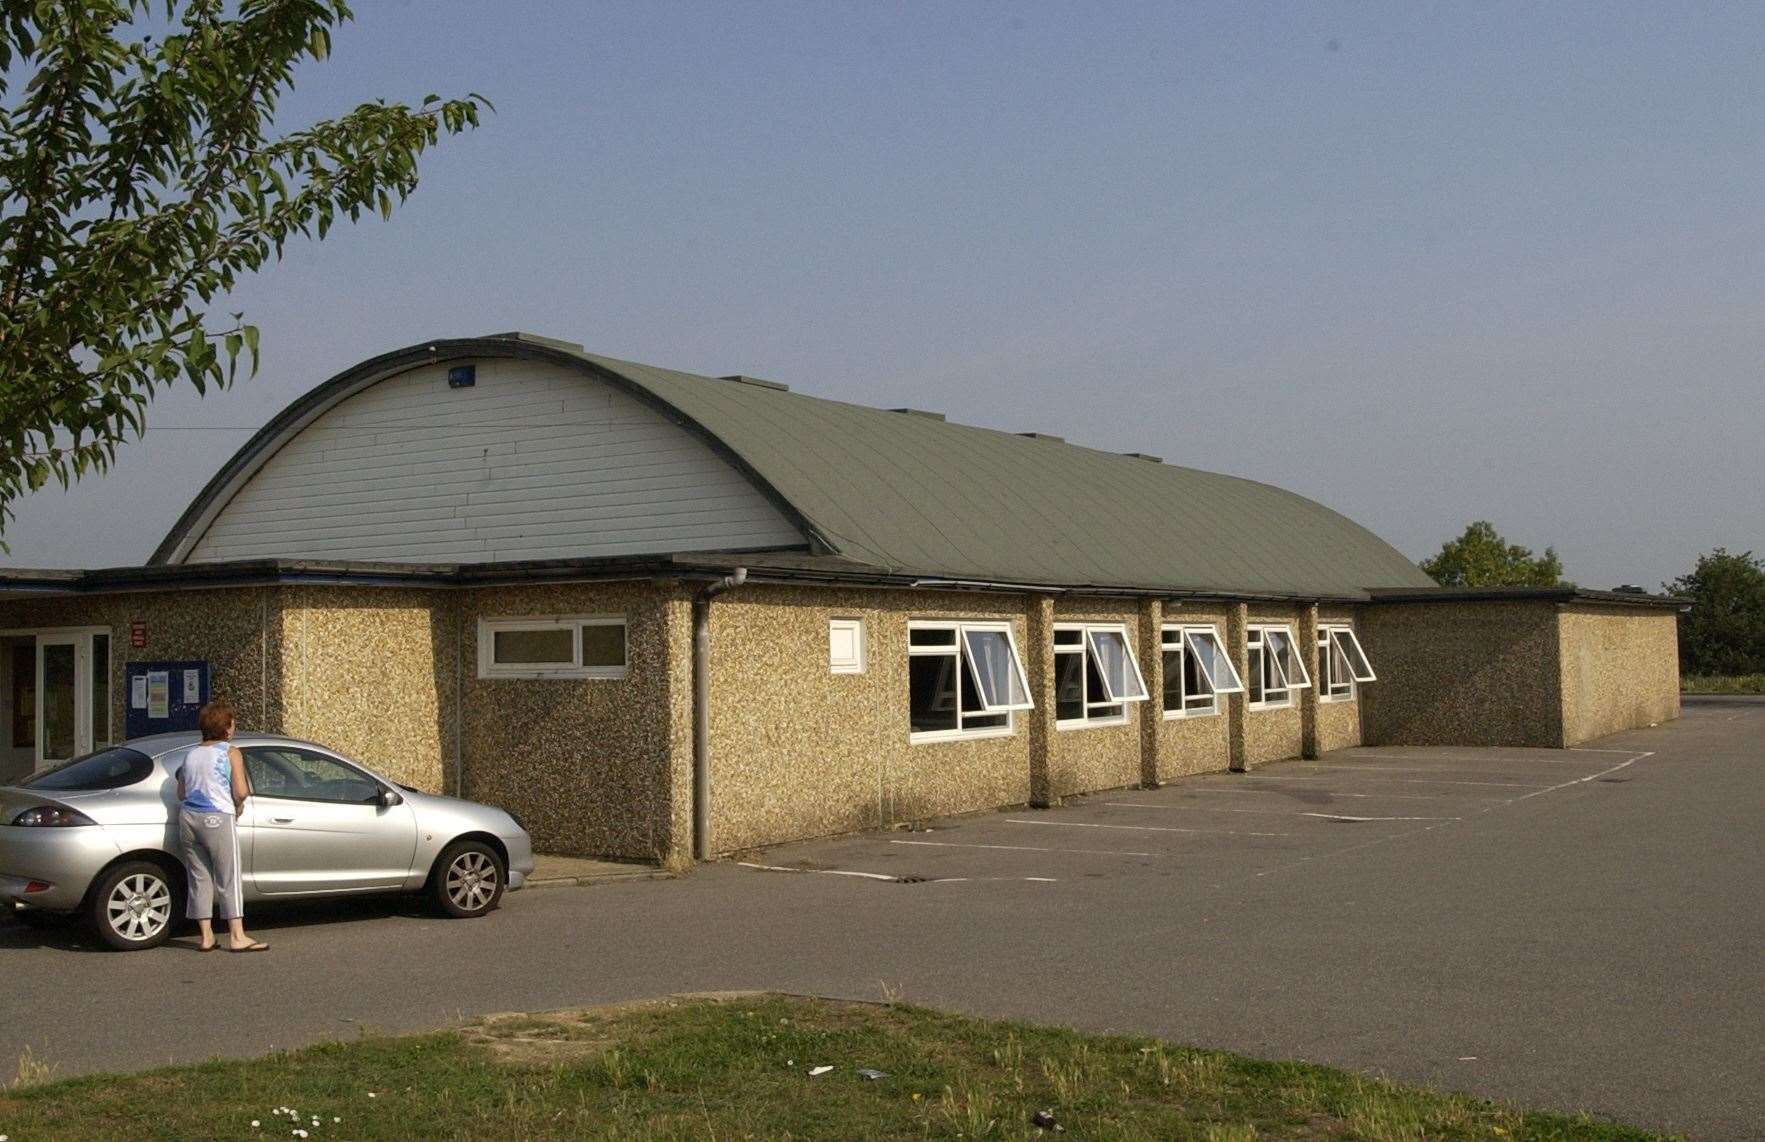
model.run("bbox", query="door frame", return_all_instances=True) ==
[0,626,113,769]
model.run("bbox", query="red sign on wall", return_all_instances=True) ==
[130,620,147,649]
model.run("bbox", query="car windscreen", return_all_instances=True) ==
[19,747,155,791]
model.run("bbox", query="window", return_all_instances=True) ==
[829,618,865,674]
[242,747,382,804]
[21,746,152,791]
[478,616,628,679]
[1247,624,1309,709]
[909,621,1032,740]
[1054,623,1149,727]
[1160,625,1244,717]
[1317,624,1377,700]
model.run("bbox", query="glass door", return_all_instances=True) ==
[36,635,87,766]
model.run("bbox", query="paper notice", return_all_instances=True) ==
[183,669,200,705]
[147,671,170,720]
[131,675,148,710]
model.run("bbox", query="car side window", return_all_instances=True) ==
[241,747,379,805]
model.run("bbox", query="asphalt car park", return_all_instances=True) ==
[736,742,1657,889]
[2,699,1760,1139]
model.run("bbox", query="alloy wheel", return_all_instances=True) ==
[106,872,172,943]
[445,851,499,913]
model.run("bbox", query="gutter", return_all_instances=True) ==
[692,567,747,860]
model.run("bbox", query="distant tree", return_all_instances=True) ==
[0,1,487,536]
[1419,520,1566,587]
[1665,549,1765,675]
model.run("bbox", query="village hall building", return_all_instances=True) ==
[0,333,1683,861]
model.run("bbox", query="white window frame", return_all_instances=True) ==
[1160,624,1242,719]
[478,615,628,680]
[828,618,866,674]
[1317,624,1376,702]
[0,625,112,766]
[1247,624,1308,710]
[1054,622,1148,730]
[908,620,1030,743]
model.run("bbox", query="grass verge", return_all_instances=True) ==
[0,993,1667,1140]
[1681,673,1765,694]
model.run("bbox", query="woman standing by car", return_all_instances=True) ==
[177,699,267,953]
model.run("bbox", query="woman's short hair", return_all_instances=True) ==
[197,698,236,741]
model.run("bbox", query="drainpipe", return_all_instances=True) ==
[693,567,747,860]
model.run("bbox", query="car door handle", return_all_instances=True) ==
[269,816,295,824]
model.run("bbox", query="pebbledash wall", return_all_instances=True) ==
[1355,596,1681,750]
[1558,604,1680,745]
[699,587,1369,852]
[0,580,1679,861]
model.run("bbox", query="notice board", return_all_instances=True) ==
[124,660,211,740]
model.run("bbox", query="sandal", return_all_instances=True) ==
[229,941,270,953]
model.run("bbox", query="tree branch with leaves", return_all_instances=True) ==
[1419,520,1566,588]
[0,0,487,537]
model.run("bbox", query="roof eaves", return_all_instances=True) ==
[1365,586,1689,609]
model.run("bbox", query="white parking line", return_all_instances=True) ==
[1246,750,1657,882]
[1515,751,1653,801]
[891,839,1155,857]
[1323,753,1591,767]
[1102,801,1307,815]
[1005,818,1289,838]
[1299,812,1460,822]
[737,863,897,881]
[1307,772,1551,789]
[1180,786,1509,802]
[1284,766,1555,787]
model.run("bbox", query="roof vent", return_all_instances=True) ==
[890,408,945,421]
[1017,432,1065,443]
[1122,452,1164,463]
[720,374,789,392]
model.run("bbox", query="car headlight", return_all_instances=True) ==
[11,806,97,827]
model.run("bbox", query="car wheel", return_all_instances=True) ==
[430,840,505,918]
[88,860,181,951]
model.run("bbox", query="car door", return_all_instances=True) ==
[239,746,418,896]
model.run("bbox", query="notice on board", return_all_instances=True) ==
[131,675,148,710]
[146,671,170,720]
[182,669,200,706]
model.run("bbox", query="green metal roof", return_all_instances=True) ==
[585,350,1432,597]
[153,334,1435,598]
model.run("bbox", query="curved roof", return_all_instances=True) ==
[154,333,1433,598]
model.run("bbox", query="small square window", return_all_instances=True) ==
[581,622,627,670]
[829,618,865,674]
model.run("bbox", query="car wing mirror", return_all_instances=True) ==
[375,787,403,808]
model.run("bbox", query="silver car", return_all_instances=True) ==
[0,732,533,950]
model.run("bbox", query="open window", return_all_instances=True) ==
[1247,625,1307,709]
[1317,625,1376,700]
[1161,625,1243,717]
[1265,628,1310,690]
[962,627,1034,711]
[1055,623,1149,727]
[910,621,1032,741]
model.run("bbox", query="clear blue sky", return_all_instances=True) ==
[7,2,1762,588]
